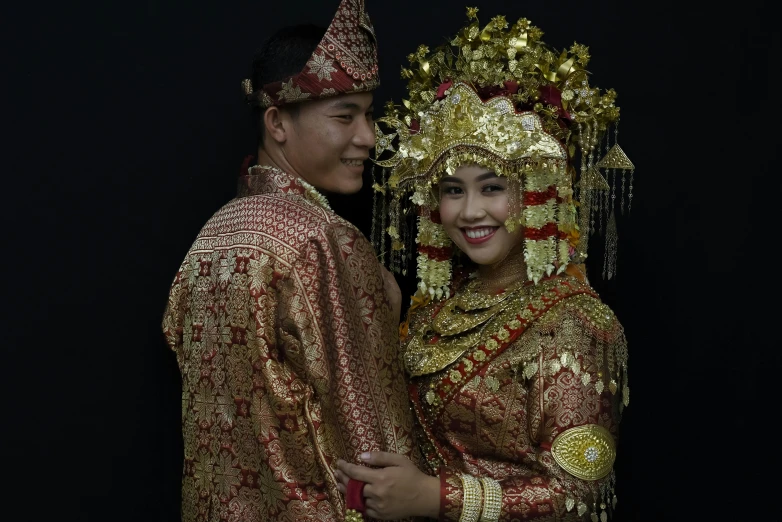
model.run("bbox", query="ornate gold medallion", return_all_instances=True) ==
[551,424,616,480]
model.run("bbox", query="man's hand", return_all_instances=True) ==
[335,452,440,520]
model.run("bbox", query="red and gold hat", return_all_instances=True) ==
[242,0,379,108]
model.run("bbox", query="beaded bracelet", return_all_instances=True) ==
[458,474,483,522]
[479,477,502,522]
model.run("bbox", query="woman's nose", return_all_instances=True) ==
[460,195,487,220]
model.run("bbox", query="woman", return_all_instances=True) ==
[337,8,633,522]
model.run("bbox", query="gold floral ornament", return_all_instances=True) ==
[371,7,635,296]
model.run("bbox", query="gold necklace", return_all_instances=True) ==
[404,277,561,377]
[432,277,528,336]
[254,165,332,211]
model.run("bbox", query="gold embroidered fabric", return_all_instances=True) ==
[163,166,417,521]
[404,270,628,521]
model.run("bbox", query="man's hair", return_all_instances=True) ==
[251,24,327,146]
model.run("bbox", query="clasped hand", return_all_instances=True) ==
[335,451,440,520]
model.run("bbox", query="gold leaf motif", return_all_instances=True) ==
[581,372,591,386]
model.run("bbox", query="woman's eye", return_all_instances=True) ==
[440,186,462,195]
[483,184,504,192]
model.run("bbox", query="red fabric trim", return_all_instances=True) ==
[438,468,463,522]
[346,479,367,513]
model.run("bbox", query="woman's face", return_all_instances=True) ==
[438,164,523,266]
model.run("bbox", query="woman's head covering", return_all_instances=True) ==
[372,7,635,298]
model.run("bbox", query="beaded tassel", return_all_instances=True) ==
[603,211,618,280]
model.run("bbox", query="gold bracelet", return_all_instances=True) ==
[479,477,502,522]
[458,474,483,522]
[344,509,364,522]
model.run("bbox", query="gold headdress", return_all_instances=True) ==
[372,7,635,298]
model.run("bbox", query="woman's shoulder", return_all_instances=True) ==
[523,271,621,331]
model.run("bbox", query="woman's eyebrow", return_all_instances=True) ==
[439,171,499,185]
[475,171,499,182]
[439,177,464,184]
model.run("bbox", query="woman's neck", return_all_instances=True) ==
[473,245,528,294]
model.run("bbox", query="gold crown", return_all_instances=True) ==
[381,7,620,150]
[379,82,568,195]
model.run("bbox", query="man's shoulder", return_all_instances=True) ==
[190,193,367,258]
[200,193,327,234]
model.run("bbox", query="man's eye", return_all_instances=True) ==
[335,114,353,121]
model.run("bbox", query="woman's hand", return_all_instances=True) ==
[335,452,440,520]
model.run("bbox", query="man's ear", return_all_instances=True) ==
[263,106,288,144]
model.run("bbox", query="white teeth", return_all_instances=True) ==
[341,159,363,167]
[465,228,494,239]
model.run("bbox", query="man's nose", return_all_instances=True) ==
[353,117,375,148]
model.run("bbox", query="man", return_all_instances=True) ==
[162,1,416,520]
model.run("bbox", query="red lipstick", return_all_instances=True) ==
[462,227,498,244]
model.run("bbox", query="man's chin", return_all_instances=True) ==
[320,177,364,196]
[323,182,363,196]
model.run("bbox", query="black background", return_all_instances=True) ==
[4,1,779,521]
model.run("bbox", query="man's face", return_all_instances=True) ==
[281,92,375,194]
